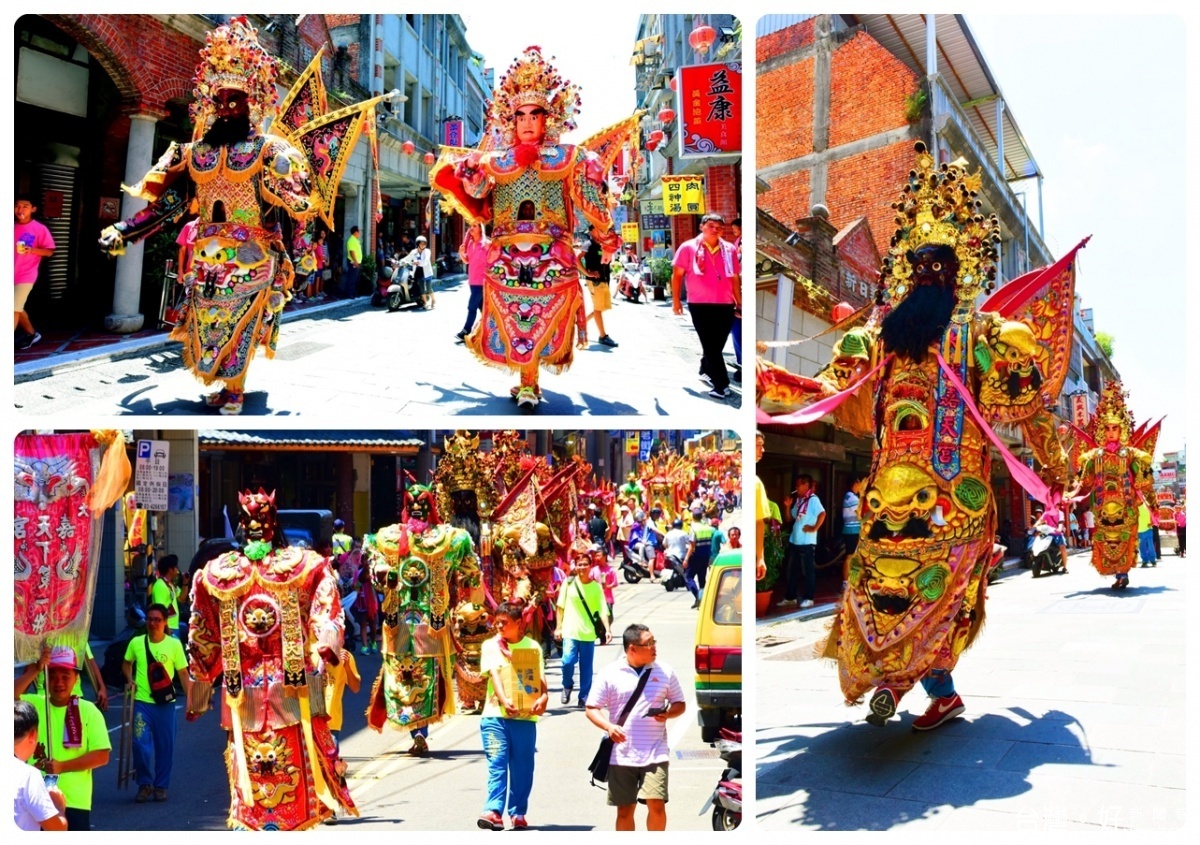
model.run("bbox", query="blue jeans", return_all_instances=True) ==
[342,265,361,297]
[132,699,177,788]
[1138,529,1156,564]
[921,669,955,699]
[560,637,595,701]
[480,717,537,817]
[462,285,484,333]
[786,543,816,601]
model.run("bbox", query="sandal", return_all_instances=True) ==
[204,389,228,408]
[408,734,429,756]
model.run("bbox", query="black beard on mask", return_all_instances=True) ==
[203,115,253,147]
[879,282,958,363]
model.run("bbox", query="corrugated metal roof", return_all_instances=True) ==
[198,430,425,450]
[842,13,1042,182]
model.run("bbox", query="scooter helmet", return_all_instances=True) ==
[672,518,683,529]
[635,510,646,521]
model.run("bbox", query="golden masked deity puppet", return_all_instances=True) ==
[758,143,1086,731]
[186,489,356,829]
[430,46,642,410]
[363,482,479,753]
[98,18,396,415]
[1067,382,1158,589]
[617,471,646,514]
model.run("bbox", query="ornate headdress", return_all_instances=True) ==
[487,46,580,146]
[403,479,440,525]
[190,17,279,136]
[880,142,1001,315]
[1090,381,1134,445]
[237,487,278,545]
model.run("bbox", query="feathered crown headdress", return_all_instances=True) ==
[1090,381,1133,444]
[487,46,580,146]
[190,17,278,137]
[879,142,1002,315]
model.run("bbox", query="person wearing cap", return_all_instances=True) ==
[555,552,612,706]
[615,504,635,563]
[404,235,436,309]
[15,646,111,831]
[331,518,353,559]
[590,544,619,619]
[122,603,193,804]
[663,518,701,608]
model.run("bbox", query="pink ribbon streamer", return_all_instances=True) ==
[757,355,894,425]
[935,352,1054,507]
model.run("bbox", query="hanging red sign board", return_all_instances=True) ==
[677,62,742,158]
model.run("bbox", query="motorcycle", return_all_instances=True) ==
[662,554,688,592]
[1029,525,1066,577]
[710,728,742,830]
[371,254,419,311]
[620,544,656,583]
[617,260,648,303]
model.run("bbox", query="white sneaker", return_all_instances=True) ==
[799,599,814,608]
[778,598,797,607]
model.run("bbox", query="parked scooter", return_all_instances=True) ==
[710,728,742,830]
[662,554,687,591]
[617,260,648,303]
[620,545,656,583]
[371,253,418,311]
[1029,525,1067,577]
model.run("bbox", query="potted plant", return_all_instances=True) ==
[756,516,785,617]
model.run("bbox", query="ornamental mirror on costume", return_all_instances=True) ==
[758,143,1087,731]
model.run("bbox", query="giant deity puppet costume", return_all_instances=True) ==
[758,143,1086,730]
[363,481,479,752]
[1067,382,1159,589]
[430,47,641,410]
[99,18,397,415]
[187,489,357,829]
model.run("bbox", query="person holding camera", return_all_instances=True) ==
[122,603,193,804]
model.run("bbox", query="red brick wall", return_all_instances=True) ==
[758,19,815,63]
[706,163,739,225]
[828,32,917,148]
[757,170,812,233]
[756,59,813,170]
[825,141,914,257]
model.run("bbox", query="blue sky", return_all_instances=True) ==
[965,13,1188,457]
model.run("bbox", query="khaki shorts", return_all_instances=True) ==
[589,279,612,312]
[607,761,669,806]
[14,283,34,312]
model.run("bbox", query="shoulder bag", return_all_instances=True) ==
[587,665,652,786]
[143,636,176,704]
[573,577,607,641]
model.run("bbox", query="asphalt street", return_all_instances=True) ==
[85,561,737,831]
[13,274,743,418]
[755,546,1186,831]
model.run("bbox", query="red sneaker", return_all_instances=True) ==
[912,693,964,731]
[510,816,529,830]
[477,810,504,831]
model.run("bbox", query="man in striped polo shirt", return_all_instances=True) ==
[585,624,686,830]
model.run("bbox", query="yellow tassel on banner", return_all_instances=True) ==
[298,692,339,812]
[90,430,131,512]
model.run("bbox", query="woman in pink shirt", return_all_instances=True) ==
[670,213,741,400]
[457,223,489,342]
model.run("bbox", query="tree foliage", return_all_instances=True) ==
[1094,331,1115,359]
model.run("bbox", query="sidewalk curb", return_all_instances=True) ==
[14,274,468,384]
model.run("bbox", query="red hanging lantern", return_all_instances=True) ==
[648,129,665,146]
[424,151,436,165]
[402,140,415,156]
[831,302,855,323]
[689,22,717,55]
[669,76,677,92]
[646,138,660,152]
[657,107,676,125]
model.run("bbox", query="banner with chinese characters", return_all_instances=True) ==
[678,62,742,158]
[444,119,464,147]
[1071,394,1090,428]
[14,431,130,662]
[621,222,640,244]
[662,175,706,216]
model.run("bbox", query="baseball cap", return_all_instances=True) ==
[48,646,78,671]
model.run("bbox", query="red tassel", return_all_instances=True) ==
[514,143,539,168]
